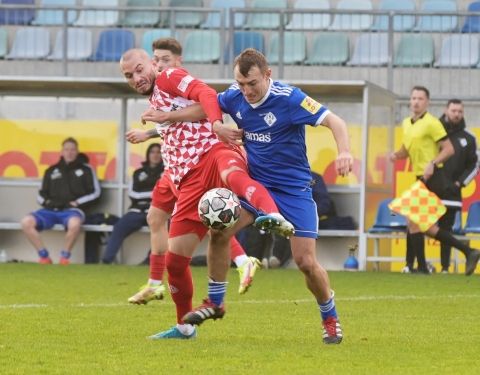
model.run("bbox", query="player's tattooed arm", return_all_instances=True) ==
[125,128,160,144]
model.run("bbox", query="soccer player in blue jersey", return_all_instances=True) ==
[181,49,353,344]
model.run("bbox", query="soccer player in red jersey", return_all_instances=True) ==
[120,41,294,339]
[125,40,263,306]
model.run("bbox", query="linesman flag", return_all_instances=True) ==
[388,180,446,232]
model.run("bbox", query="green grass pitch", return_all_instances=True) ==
[1,263,479,374]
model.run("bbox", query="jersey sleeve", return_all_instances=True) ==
[288,88,330,127]
[429,117,448,143]
[217,84,237,115]
[155,68,222,123]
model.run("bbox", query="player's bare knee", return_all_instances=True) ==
[209,229,231,247]
[294,254,316,275]
[67,217,82,232]
[20,215,36,231]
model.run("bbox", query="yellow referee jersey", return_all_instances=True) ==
[401,112,447,176]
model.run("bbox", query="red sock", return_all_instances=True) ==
[226,170,278,214]
[229,236,245,261]
[166,251,193,324]
[149,253,165,282]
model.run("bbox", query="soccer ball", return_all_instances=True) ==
[198,188,241,230]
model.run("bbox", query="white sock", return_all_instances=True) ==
[148,279,162,286]
[177,323,195,335]
[234,254,249,267]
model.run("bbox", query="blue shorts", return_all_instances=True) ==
[31,208,85,231]
[240,187,318,239]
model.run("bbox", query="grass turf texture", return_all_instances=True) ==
[1,264,479,374]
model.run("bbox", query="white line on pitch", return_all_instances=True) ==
[0,294,479,310]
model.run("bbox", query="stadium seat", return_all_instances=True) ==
[286,0,331,30]
[182,30,220,63]
[74,0,119,27]
[244,0,288,30]
[90,29,135,62]
[347,33,389,66]
[142,29,176,55]
[463,201,480,233]
[370,0,416,31]
[329,0,373,31]
[201,0,245,29]
[224,31,264,63]
[415,0,457,32]
[47,28,92,60]
[452,210,464,235]
[31,0,77,26]
[434,34,480,68]
[6,27,50,59]
[305,32,349,65]
[461,1,480,33]
[0,28,7,58]
[119,0,162,27]
[168,0,204,28]
[394,34,434,67]
[267,32,306,65]
[368,199,407,233]
[0,0,34,25]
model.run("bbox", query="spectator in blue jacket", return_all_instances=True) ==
[102,143,164,264]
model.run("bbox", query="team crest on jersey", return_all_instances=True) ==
[75,169,84,177]
[138,171,148,181]
[236,111,242,119]
[51,168,61,180]
[263,112,277,127]
[300,96,321,114]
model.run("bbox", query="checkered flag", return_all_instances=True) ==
[388,180,446,232]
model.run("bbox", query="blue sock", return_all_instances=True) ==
[38,249,49,258]
[319,292,338,320]
[60,250,71,259]
[208,280,227,306]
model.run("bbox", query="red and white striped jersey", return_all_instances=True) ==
[148,67,220,186]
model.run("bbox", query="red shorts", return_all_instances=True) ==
[151,172,178,214]
[169,143,247,237]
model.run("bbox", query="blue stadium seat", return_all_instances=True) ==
[462,1,480,33]
[452,210,464,235]
[347,33,389,66]
[142,29,176,55]
[90,29,135,62]
[224,31,264,63]
[415,0,457,32]
[31,0,77,26]
[286,0,331,30]
[329,0,373,31]
[368,199,407,233]
[0,0,34,25]
[463,201,480,233]
[6,27,50,59]
[371,0,416,31]
[201,0,245,29]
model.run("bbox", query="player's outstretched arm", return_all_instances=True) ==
[141,105,206,124]
[322,112,353,177]
[126,128,159,144]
